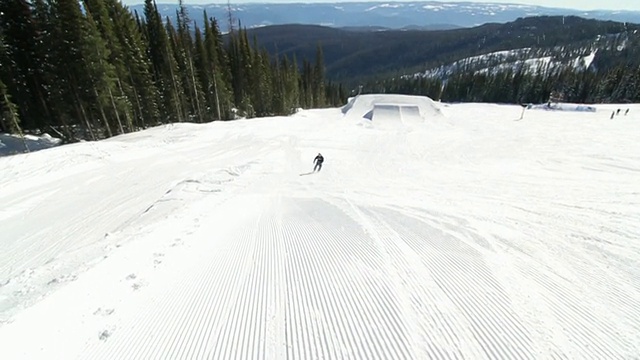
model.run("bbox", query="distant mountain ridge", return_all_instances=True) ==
[240,16,637,83]
[129,2,640,32]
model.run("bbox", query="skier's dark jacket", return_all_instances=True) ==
[314,154,324,164]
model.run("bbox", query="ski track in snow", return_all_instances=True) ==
[1,104,639,358]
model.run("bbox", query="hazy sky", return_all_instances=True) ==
[450,0,638,11]
[121,0,640,11]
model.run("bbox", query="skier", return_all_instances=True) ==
[313,153,324,172]
[626,108,630,116]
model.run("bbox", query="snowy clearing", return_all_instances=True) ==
[1,96,639,359]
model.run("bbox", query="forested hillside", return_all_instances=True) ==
[246,16,640,104]
[247,17,639,82]
[0,0,345,142]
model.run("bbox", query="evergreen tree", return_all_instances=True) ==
[107,0,160,128]
[193,25,211,118]
[144,0,183,122]
[165,17,191,121]
[0,78,24,139]
[0,0,51,130]
[300,59,313,108]
[227,26,247,115]
[29,0,77,139]
[596,65,625,102]
[251,48,273,117]
[203,15,233,119]
[227,26,251,116]
[312,45,326,107]
[0,31,18,134]
[285,55,301,111]
[84,10,126,137]
[84,0,140,132]
[49,0,96,138]
[174,2,205,122]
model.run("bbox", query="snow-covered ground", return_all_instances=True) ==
[1,96,639,359]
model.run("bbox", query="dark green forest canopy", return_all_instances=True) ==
[247,16,640,104]
[247,17,639,83]
[0,0,344,140]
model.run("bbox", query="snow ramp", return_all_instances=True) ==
[342,94,442,128]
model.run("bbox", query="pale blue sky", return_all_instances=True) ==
[121,0,640,11]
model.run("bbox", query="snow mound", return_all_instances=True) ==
[0,133,62,157]
[527,102,597,113]
[342,94,443,126]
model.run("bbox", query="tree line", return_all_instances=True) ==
[369,60,640,105]
[0,0,347,141]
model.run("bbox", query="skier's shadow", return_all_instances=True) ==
[299,171,315,176]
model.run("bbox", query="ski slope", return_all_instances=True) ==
[1,97,639,359]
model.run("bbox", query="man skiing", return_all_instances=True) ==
[313,153,324,172]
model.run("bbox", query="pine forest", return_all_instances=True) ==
[0,0,346,141]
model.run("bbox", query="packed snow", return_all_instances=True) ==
[1,95,639,359]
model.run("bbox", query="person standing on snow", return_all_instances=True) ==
[313,153,324,172]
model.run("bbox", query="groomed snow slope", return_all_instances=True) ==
[1,99,639,359]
